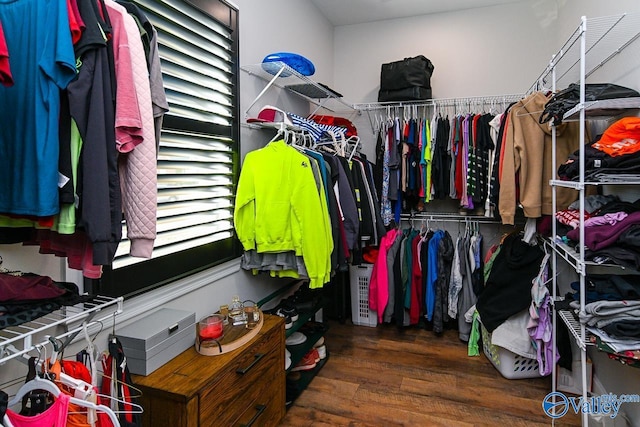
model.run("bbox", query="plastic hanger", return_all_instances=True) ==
[346,136,361,162]
[96,372,143,400]
[514,90,548,117]
[2,415,15,427]
[268,122,286,144]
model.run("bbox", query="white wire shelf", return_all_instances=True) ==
[550,178,640,188]
[531,13,640,92]
[240,121,304,132]
[562,97,640,121]
[545,238,634,274]
[0,295,123,364]
[558,309,592,351]
[547,238,584,275]
[240,62,353,117]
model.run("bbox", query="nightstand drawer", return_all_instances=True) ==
[232,384,285,427]
[199,329,282,421]
[203,360,284,426]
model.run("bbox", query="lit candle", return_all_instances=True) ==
[199,315,224,340]
[199,323,223,340]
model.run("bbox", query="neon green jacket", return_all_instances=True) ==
[234,140,333,288]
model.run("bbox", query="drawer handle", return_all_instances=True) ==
[236,353,265,374]
[239,404,267,427]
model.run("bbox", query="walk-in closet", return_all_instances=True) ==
[2,1,640,426]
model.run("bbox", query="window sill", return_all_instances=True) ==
[117,257,241,325]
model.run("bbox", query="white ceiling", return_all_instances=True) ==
[310,0,527,26]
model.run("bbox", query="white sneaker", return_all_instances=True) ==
[316,344,327,360]
[285,355,292,370]
[285,331,307,346]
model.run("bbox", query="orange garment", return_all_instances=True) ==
[48,359,114,427]
[593,117,640,157]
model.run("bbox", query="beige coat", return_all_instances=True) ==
[499,91,582,225]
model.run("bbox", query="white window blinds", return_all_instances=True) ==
[112,0,236,269]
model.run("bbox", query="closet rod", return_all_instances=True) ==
[352,93,524,111]
[400,213,503,225]
[355,93,525,132]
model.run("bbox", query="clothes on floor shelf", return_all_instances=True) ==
[234,130,385,288]
[561,273,640,368]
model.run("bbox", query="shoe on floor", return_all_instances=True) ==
[277,305,299,322]
[285,348,292,370]
[307,348,320,363]
[316,344,327,360]
[286,331,307,346]
[290,350,317,372]
[285,354,291,370]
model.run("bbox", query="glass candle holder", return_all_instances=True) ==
[244,300,259,329]
[198,314,225,341]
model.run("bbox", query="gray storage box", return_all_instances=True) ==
[114,308,196,376]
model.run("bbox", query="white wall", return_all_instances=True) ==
[236,0,336,156]
[332,1,559,161]
[333,1,555,103]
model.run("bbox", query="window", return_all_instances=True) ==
[90,0,241,298]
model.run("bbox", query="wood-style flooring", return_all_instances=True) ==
[280,320,582,427]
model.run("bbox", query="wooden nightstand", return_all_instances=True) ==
[132,314,286,427]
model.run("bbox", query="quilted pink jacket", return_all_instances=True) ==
[107,1,157,258]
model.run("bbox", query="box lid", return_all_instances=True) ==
[115,308,195,352]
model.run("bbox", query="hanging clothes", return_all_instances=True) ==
[0,20,12,88]
[433,230,454,334]
[234,139,333,289]
[498,91,581,225]
[5,393,71,427]
[0,0,167,277]
[369,228,400,322]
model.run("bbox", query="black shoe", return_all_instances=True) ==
[268,307,293,329]
[277,305,299,322]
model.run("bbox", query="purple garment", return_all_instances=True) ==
[583,211,628,227]
[567,210,640,251]
[528,295,557,376]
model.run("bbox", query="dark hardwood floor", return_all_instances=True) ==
[281,319,582,426]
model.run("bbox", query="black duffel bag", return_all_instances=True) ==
[378,55,434,102]
[540,83,640,125]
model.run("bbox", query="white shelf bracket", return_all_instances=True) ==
[244,64,287,119]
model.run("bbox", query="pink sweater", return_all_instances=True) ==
[369,228,399,323]
[107,1,157,258]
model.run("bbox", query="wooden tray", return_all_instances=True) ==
[195,310,264,356]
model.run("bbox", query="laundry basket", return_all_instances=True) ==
[349,264,377,327]
[480,323,542,380]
